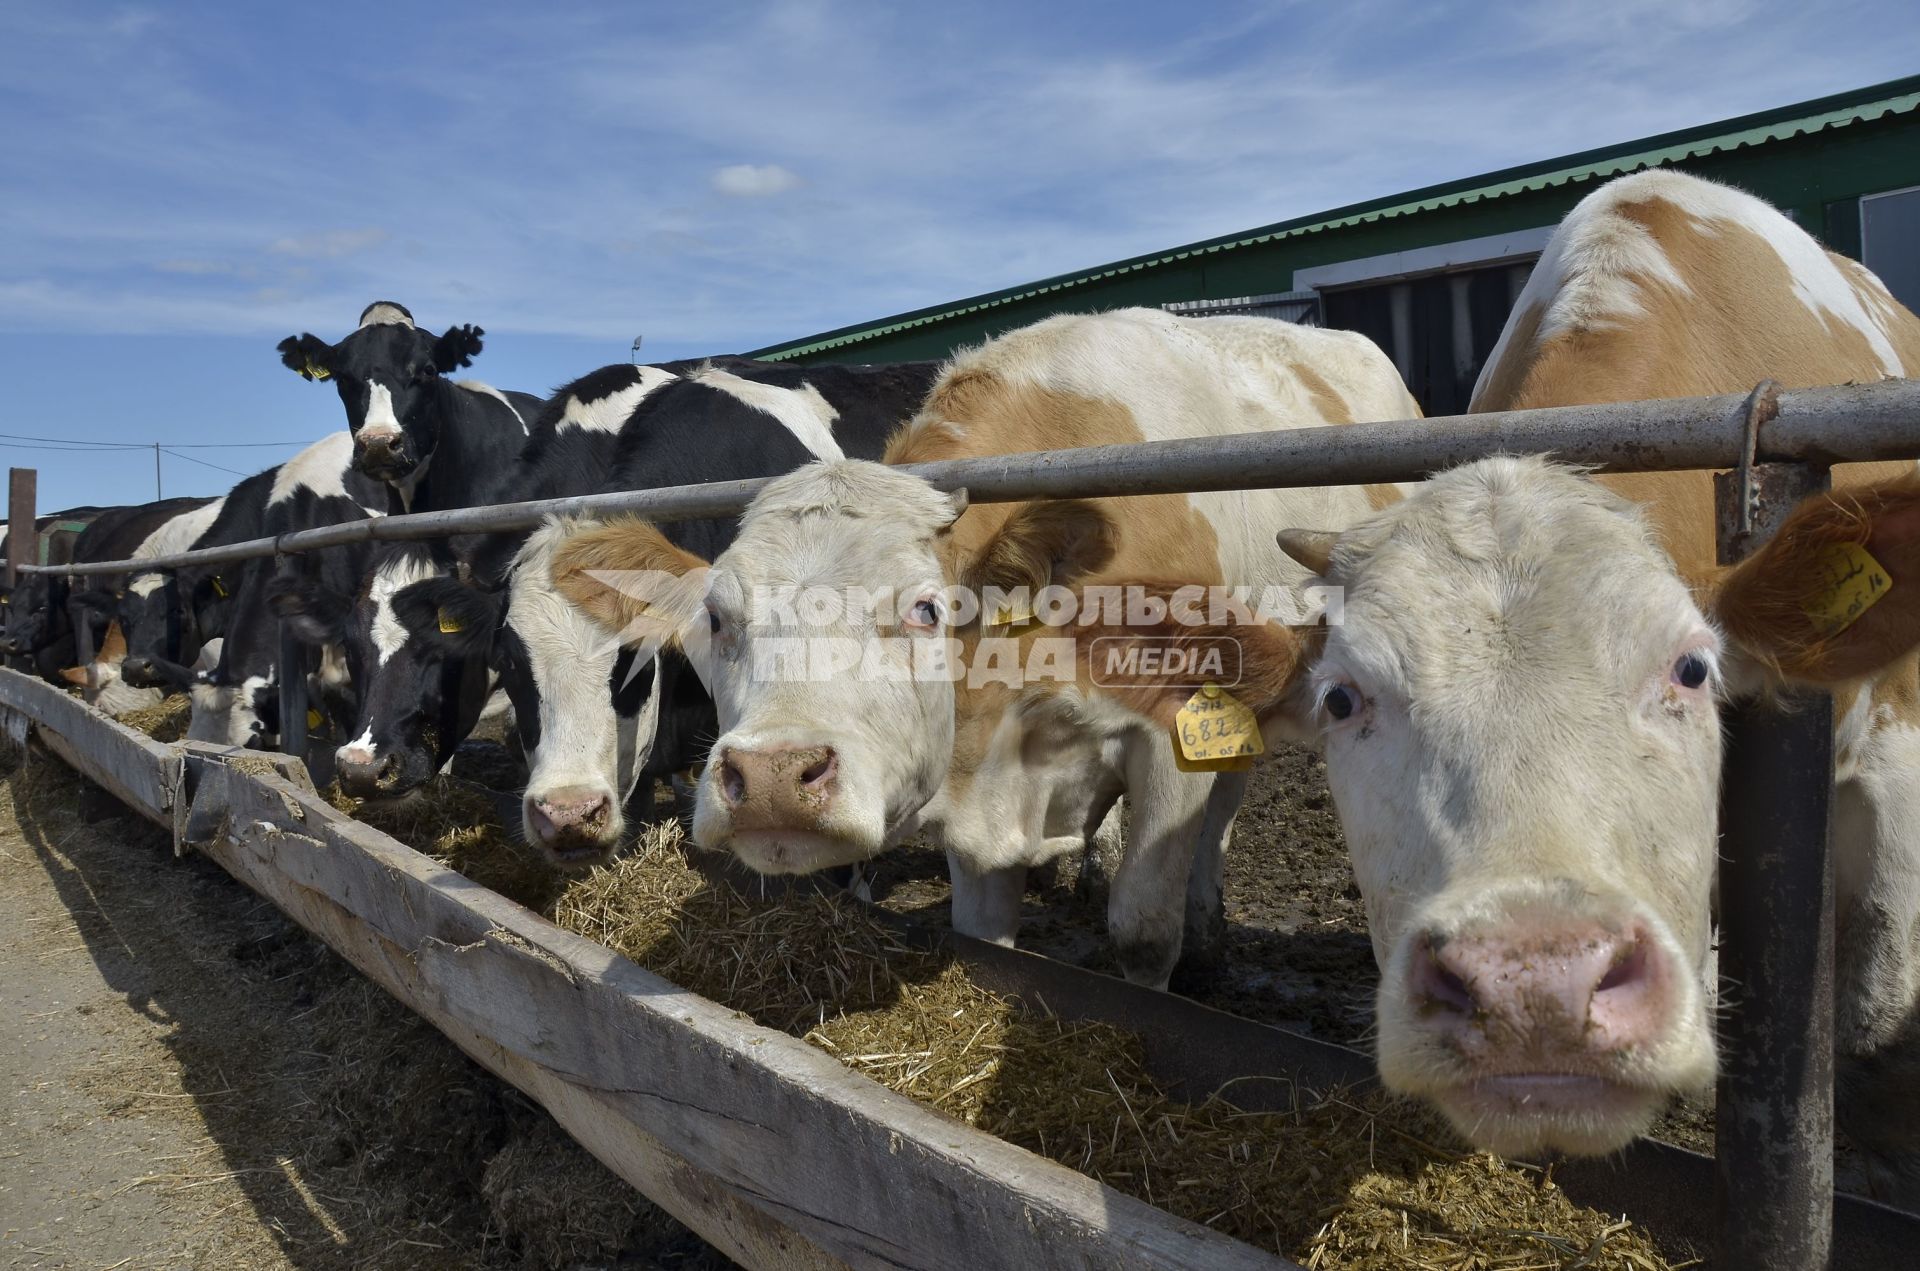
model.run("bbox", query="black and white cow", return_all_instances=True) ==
[294,358,937,864]
[4,498,210,691]
[276,301,540,513]
[185,432,390,746]
[1,506,107,674]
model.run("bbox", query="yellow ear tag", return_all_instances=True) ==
[1173,682,1264,773]
[305,361,331,381]
[211,576,229,598]
[437,608,464,634]
[1802,541,1892,637]
[306,707,323,731]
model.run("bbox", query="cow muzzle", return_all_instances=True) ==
[353,428,413,479]
[335,743,423,799]
[1380,901,1710,1158]
[705,744,875,874]
[524,785,619,867]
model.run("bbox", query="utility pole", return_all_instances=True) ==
[153,442,162,499]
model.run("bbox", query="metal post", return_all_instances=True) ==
[5,468,35,589]
[1713,459,1835,1271]
[277,621,309,764]
[153,443,162,500]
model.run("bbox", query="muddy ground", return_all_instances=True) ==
[0,743,724,1271]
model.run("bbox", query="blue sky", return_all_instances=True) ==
[2,0,1916,509]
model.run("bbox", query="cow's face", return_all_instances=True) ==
[312,555,451,797]
[277,304,483,485]
[552,464,967,874]
[499,523,660,868]
[1295,461,1721,1157]
[115,572,196,689]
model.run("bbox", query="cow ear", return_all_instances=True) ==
[98,620,127,662]
[551,518,710,641]
[393,577,499,657]
[1713,475,1920,685]
[963,500,1116,598]
[277,334,335,381]
[58,663,90,686]
[431,323,484,373]
[1064,584,1317,735]
[267,575,350,646]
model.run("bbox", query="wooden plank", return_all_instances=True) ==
[180,756,1288,1271]
[0,668,180,826]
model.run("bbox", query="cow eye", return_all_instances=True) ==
[1322,684,1359,721]
[707,607,722,636]
[905,597,940,631]
[1673,651,1711,690]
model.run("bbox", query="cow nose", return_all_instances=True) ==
[335,745,399,796]
[527,788,614,847]
[1408,920,1669,1056]
[121,655,153,681]
[716,745,839,826]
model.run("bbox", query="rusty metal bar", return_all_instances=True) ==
[23,377,1920,578]
[1713,460,1836,1271]
[5,468,34,589]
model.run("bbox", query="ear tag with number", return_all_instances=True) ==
[438,608,464,634]
[1173,682,1264,773]
[305,361,331,381]
[306,707,324,731]
[1802,541,1892,636]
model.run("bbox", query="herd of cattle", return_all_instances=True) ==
[8,170,1920,1205]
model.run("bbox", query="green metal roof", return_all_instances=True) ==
[749,74,1920,361]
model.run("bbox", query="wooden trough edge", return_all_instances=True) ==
[0,669,1295,1271]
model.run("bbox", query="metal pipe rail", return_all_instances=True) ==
[22,376,1920,578]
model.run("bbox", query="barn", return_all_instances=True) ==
[749,74,1920,417]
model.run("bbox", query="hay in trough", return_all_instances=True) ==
[326,776,568,912]
[543,827,1691,1269]
[115,691,191,742]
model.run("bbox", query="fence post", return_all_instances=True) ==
[1712,459,1835,1271]
[5,468,34,589]
[277,621,309,765]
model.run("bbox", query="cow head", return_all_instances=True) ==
[1075,458,1920,1161]
[550,463,1102,876]
[111,572,201,689]
[277,301,484,485]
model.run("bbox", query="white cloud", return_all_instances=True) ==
[268,227,390,259]
[711,163,803,198]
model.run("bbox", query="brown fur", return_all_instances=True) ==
[1475,192,1920,585]
[550,519,709,641]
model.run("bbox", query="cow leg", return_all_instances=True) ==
[1079,799,1125,898]
[1180,768,1248,974]
[948,853,1025,946]
[1831,709,1920,1205]
[1109,739,1214,990]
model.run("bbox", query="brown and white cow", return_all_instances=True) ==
[553,307,1419,985]
[1073,171,1920,1195]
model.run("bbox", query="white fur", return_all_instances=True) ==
[270,432,356,506]
[511,520,656,844]
[339,723,378,767]
[367,555,440,667]
[126,497,226,598]
[558,368,677,434]
[359,383,402,447]
[359,303,413,329]
[693,367,843,460]
[455,379,528,433]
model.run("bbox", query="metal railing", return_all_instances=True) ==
[14,374,1920,1271]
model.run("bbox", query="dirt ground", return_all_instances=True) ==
[0,742,723,1271]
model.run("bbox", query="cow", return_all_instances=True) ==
[1,506,108,674]
[551,308,1419,984]
[275,301,540,513]
[4,498,212,688]
[185,432,389,747]
[71,496,228,692]
[299,358,939,871]
[1014,174,1920,1199]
